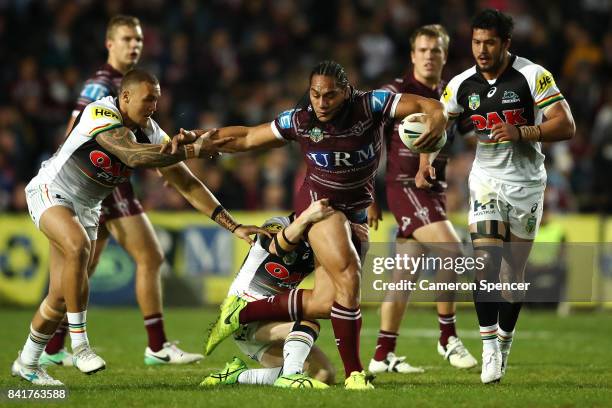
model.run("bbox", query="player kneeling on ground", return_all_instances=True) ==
[200,200,336,389]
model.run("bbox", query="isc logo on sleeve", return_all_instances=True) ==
[92,107,120,121]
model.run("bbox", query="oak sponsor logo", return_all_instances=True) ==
[470,109,528,131]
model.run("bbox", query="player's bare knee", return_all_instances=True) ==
[62,235,91,264]
[135,245,164,271]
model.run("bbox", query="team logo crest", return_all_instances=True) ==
[468,93,480,110]
[526,215,537,234]
[309,127,324,143]
[502,90,520,104]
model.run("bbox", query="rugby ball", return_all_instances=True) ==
[398,113,447,153]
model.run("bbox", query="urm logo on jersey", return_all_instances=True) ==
[306,143,376,169]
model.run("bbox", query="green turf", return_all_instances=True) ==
[1,307,611,407]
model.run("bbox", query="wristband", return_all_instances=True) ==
[516,126,523,142]
[518,125,542,142]
[211,205,224,220]
[231,223,242,233]
[183,137,202,159]
[273,233,290,256]
[281,228,299,245]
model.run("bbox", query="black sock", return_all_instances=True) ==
[498,301,523,332]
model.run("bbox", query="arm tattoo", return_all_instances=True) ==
[213,207,240,233]
[96,127,187,168]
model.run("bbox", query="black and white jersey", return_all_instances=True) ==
[442,55,564,185]
[228,216,315,300]
[30,96,169,203]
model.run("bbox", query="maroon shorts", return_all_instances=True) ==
[387,183,447,239]
[294,182,368,259]
[99,181,144,225]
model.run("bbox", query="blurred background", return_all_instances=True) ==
[0,0,611,307]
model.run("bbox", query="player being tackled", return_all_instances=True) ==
[201,200,336,389]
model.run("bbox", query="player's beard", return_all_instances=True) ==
[479,52,505,74]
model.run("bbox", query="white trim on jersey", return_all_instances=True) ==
[270,121,285,141]
[389,93,402,118]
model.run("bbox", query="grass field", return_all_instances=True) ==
[1,307,611,407]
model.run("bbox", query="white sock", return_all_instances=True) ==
[237,367,282,385]
[497,328,514,355]
[20,325,53,367]
[282,328,315,375]
[479,324,499,353]
[66,311,89,350]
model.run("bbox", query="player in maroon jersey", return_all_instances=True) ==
[166,60,447,389]
[367,25,477,374]
[40,15,203,367]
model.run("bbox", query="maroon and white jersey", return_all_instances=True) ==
[271,89,401,212]
[73,63,123,116]
[383,74,450,191]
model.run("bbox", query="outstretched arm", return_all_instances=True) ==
[159,163,270,245]
[161,123,286,155]
[97,127,228,168]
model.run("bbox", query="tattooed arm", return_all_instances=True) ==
[158,163,271,245]
[96,126,228,168]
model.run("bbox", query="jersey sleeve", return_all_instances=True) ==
[527,65,565,113]
[257,216,292,252]
[368,89,401,120]
[440,77,464,119]
[271,109,297,141]
[74,80,113,113]
[144,119,171,145]
[75,102,123,138]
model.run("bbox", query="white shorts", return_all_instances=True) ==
[25,182,101,241]
[468,171,545,240]
[233,322,272,363]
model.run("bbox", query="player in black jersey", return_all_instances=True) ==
[418,9,575,384]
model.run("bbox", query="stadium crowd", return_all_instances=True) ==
[1,0,611,213]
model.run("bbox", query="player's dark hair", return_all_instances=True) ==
[296,60,350,111]
[106,15,140,40]
[471,9,514,41]
[309,60,349,88]
[120,68,159,92]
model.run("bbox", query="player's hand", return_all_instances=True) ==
[301,199,335,223]
[367,201,382,230]
[192,129,234,158]
[233,224,271,246]
[412,112,447,150]
[160,128,200,154]
[350,222,369,243]
[416,164,436,189]
[490,123,520,142]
